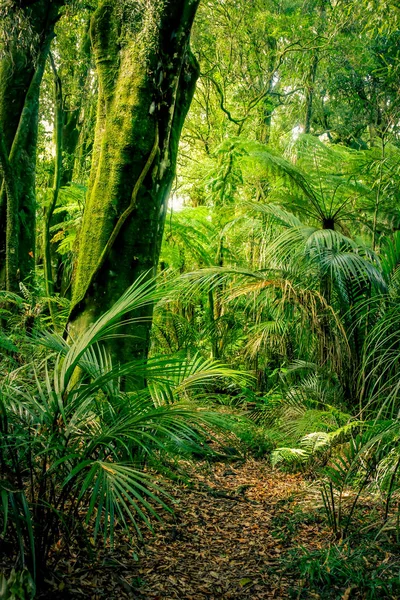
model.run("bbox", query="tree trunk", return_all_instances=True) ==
[304,52,318,135]
[0,0,64,290]
[52,22,93,295]
[61,22,92,186]
[68,0,200,366]
[43,53,63,324]
[304,0,328,135]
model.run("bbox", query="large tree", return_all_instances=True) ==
[67,0,201,364]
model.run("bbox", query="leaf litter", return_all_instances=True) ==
[39,459,333,599]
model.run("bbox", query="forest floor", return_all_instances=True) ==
[40,458,400,600]
[40,459,342,600]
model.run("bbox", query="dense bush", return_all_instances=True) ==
[0,277,245,583]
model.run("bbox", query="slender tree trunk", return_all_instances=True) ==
[0,127,19,292]
[61,23,92,186]
[0,0,65,290]
[372,140,385,250]
[72,94,96,185]
[50,22,93,295]
[259,35,277,144]
[43,54,63,324]
[68,0,200,366]
[1,33,53,291]
[304,52,318,134]
[260,109,273,144]
[304,0,328,135]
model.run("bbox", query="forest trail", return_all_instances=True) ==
[45,461,327,599]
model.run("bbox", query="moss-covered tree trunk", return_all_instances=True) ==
[0,0,64,290]
[50,24,93,296]
[68,0,200,364]
[43,54,63,321]
[61,22,92,186]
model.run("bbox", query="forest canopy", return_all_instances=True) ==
[1,1,400,598]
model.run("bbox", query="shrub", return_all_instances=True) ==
[0,276,245,585]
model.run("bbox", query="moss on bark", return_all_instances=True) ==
[68,0,200,367]
[0,0,64,289]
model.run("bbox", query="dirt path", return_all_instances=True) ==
[131,460,323,600]
[45,460,328,599]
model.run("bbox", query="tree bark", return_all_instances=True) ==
[0,0,65,290]
[43,53,63,321]
[0,126,19,292]
[68,0,200,366]
[304,52,318,135]
[50,22,93,295]
[61,22,92,186]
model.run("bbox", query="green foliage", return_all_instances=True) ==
[4,0,400,591]
[0,275,244,580]
[0,570,35,600]
[160,207,216,271]
[49,183,85,256]
[287,542,400,599]
[227,418,277,458]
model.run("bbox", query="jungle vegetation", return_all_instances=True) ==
[1,0,400,598]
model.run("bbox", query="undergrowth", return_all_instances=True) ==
[285,539,400,599]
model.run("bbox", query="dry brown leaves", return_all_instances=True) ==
[40,460,330,599]
[131,460,316,600]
